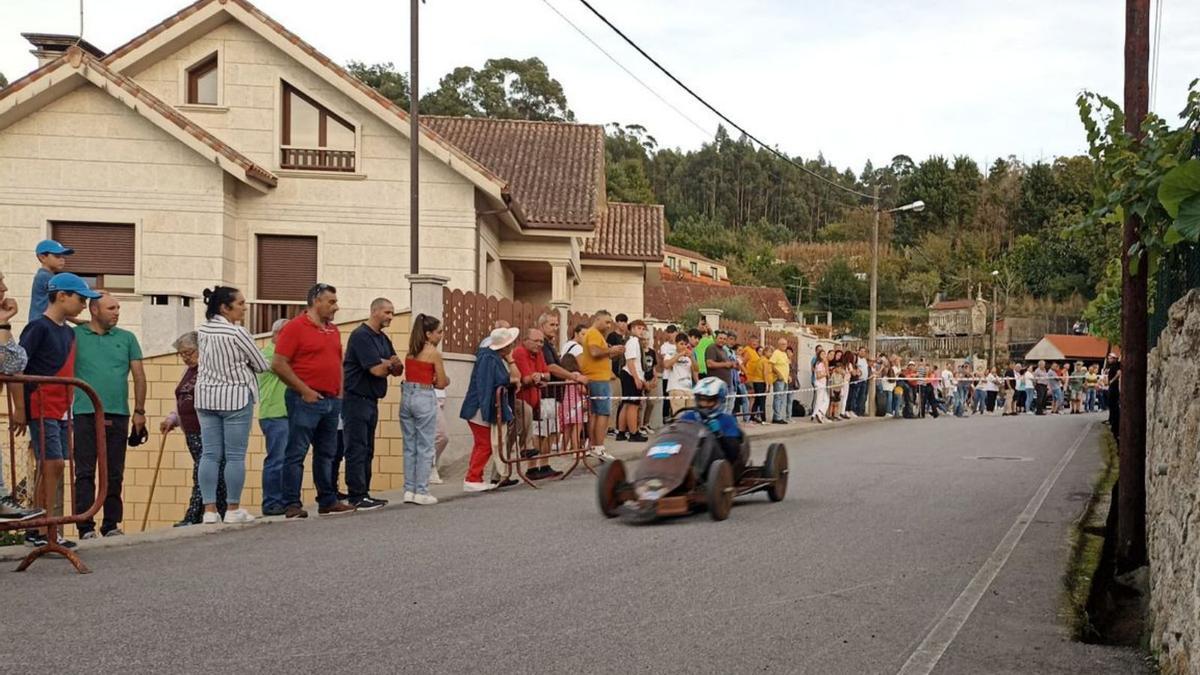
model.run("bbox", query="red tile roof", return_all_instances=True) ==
[423,116,605,231]
[1043,334,1119,360]
[0,47,277,189]
[582,202,664,261]
[644,281,794,322]
[930,298,978,311]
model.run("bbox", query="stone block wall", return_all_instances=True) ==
[1147,289,1200,674]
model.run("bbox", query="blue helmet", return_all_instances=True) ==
[692,376,728,415]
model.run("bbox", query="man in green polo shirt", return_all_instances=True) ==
[258,318,290,516]
[72,292,146,538]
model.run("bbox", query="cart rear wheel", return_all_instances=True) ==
[706,459,734,521]
[765,443,789,502]
[597,460,627,518]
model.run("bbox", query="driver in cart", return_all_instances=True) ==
[676,377,745,470]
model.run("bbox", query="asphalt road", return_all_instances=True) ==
[1,413,1148,674]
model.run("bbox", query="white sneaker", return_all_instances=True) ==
[223,509,255,524]
[846,411,857,418]
[463,481,495,493]
[403,491,416,503]
[429,467,444,485]
[588,446,617,462]
[202,511,221,525]
[409,493,438,506]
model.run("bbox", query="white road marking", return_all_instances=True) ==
[896,422,1094,675]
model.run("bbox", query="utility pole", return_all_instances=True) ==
[409,0,420,275]
[1118,0,1150,572]
[869,185,880,416]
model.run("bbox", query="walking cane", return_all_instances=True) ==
[141,434,169,532]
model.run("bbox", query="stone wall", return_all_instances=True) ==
[1147,289,1200,674]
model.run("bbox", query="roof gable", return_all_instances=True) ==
[0,47,276,191]
[423,116,605,231]
[582,202,664,261]
[99,0,510,204]
[1042,334,1116,360]
[644,281,794,322]
[929,298,980,311]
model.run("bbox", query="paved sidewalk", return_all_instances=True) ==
[0,414,880,562]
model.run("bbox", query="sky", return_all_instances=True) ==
[1,0,1197,173]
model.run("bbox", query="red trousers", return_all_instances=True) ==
[466,422,493,482]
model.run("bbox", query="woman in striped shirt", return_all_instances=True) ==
[196,286,270,524]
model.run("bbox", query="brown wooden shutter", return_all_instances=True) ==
[50,222,135,275]
[257,235,317,301]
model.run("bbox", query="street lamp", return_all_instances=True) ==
[868,186,921,413]
[990,269,1000,367]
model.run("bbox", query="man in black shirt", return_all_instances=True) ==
[341,298,402,510]
[606,313,628,434]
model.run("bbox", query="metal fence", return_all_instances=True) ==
[1151,243,1200,347]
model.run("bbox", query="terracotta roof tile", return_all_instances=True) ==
[663,244,721,267]
[1043,334,1118,360]
[929,299,978,310]
[582,202,664,261]
[644,281,794,322]
[423,116,605,230]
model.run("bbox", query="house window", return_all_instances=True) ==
[690,261,698,276]
[50,221,136,292]
[256,235,318,301]
[186,54,219,105]
[280,82,356,172]
[711,266,719,280]
[666,256,676,271]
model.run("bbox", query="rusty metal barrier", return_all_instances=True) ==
[494,380,595,488]
[2,374,107,574]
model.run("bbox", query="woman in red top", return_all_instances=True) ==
[400,314,449,505]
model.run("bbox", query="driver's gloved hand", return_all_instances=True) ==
[706,418,722,435]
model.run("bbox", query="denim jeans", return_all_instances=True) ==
[888,386,903,415]
[283,391,342,509]
[198,403,253,505]
[876,384,891,417]
[259,417,289,513]
[400,384,438,494]
[1084,389,1096,412]
[771,381,788,421]
[342,394,380,503]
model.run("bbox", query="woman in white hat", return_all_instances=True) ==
[459,326,520,491]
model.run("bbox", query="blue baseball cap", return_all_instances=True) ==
[47,273,102,299]
[35,239,74,256]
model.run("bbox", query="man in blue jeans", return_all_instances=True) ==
[257,319,290,516]
[271,283,353,519]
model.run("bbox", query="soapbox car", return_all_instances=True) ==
[596,419,788,522]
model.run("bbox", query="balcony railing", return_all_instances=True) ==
[280,147,356,172]
[247,302,304,335]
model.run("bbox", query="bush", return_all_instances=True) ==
[814,257,867,321]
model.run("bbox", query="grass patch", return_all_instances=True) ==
[1063,431,1119,640]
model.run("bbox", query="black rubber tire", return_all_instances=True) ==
[597,460,627,518]
[765,443,789,502]
[706,459,734,521]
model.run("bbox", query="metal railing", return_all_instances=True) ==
[494,381,595,488]
[280,147,356,172]
[246,302,304,335]
[3,375,108,574]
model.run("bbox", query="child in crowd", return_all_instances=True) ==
[29,240,75,323]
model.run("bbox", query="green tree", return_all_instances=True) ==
[900,269,942,306]
[814,257,866,320]
[605,123,656,203]
[346,61,409,108]
[0,71,7,89]
[420,57,574,121]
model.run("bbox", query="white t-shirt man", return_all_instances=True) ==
[666,346,693,392]
[659,340,675,385]
[624,336,644,380]
[561,339,583,360]
[941,367,955,395]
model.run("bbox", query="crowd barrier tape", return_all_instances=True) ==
[2,374,108,574]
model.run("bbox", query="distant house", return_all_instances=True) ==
[1023,334,1117,365]
[928,297,989,336]
[662,245,729,286]
[643,281,793,323]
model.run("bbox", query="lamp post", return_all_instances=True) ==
[868,192,921,413]
[990,269,1000,367]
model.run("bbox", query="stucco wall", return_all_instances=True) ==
[1146,289,1200,675]
[0,85,228,340]
[574,263,645,318]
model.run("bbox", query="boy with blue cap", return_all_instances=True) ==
[29,239,75,323]
[17,272,100,548]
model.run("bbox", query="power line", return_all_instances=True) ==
[538,0,711,139]
[574,0,877,201]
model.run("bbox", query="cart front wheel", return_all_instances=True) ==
[597,460,627,518]
[706,459,734,521]
[765,443,789,502]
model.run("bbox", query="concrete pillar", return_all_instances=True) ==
[826,311,833,327]
[550,262,570,304]
[550,300,570,351]
[406,274,450,321]
[755,320,769,345]
[700,308,722,332]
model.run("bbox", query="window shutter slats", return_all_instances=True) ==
[257,235,317,301]
[50,222,135,275]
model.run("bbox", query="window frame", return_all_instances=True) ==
[278,80,362,173]
[711,265,719,280]
[690,261,699,276]
[180,49,224,108]
[252,232,321,303]
[48,220,139,294]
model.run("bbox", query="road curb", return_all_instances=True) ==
[0,416,886,562]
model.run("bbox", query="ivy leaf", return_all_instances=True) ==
[1176,193,1200,242]
[1158,158,1200,218]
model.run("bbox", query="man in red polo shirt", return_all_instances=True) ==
[272,283,352,518]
